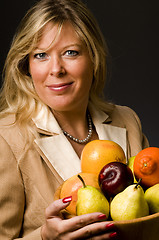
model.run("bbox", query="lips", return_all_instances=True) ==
[47,82,73,92]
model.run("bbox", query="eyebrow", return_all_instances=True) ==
[34,43,83,52]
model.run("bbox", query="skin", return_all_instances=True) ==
[41,198,117,240]
[29,22,118,239]
[29,22,93,115]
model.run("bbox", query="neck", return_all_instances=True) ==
[53,109,89,140]
[63,113,92,144]
[52,109,98,158]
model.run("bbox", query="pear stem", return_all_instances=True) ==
[135,178,142,189]
[78,174,86,188]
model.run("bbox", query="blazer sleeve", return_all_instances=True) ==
[0,135,42,240]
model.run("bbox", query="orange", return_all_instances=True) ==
[133,147,159,188]
[81,140,126,176]
[60,172,100,216]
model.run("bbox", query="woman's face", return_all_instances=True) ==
[29,21,94,113]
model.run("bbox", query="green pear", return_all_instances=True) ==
[145,184,159,214]
[76,175,109,216]
[110,181,149,221]
[127,156,137,183]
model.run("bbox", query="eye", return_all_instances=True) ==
[34,52,49,60]
[65,50,79,57]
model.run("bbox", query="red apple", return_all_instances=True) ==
[98,162,134,199]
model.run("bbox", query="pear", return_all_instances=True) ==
[127,156,137,183]
[76,175,109,216]
[110,180,149,221]
[145,184,159,214]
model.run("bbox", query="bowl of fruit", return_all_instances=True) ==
[54,140,159,240]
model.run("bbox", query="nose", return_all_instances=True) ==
[50,55,65,77]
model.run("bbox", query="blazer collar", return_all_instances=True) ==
[89,103,127,156]
[33,104,127,181]
[32,105,62,135]
[32,103,110,134]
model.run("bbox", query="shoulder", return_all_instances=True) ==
[0,114,27,159]
[108,104,142,129]
[112,104,138,117]
[0,113,15,125]
[108,104,149,154]
[0,114,20,138]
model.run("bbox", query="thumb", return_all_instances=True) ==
[45,196,72,219]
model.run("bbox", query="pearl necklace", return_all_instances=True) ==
[63,114,93,144]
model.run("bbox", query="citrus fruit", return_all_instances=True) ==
[133,147,159,188]
[60,172,100,215]
[81,140,126,176]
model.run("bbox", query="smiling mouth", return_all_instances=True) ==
[47,82,73,91]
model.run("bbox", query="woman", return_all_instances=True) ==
[0,0,149,239]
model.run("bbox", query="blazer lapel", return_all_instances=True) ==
[32,106,81,181]
[34,134,81,181]
[89,103,127,157]
[96,124,127,156]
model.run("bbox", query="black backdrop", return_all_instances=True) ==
[0,0,159,146]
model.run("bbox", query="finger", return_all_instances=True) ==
[88,231,118,240]
[71,221,116,240]
[45,197,72,219]
[59,212,108,233]
[61,214,117,239]
[94,231,118,240]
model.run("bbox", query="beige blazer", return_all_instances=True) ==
[0,103,149,239]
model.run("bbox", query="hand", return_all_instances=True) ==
[41,197,118,240]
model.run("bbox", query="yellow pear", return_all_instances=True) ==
[145,184,159,214]
[127,156,137,183]
[76,175,109,217]
[110,181,149,221]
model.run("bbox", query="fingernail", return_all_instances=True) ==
[98,214,107,220]
[109,232,118,239]
[106,222,115,230]
[62,196,72,203]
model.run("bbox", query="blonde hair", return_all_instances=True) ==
[0,0,113,139]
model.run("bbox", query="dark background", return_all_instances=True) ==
[0,0,159,146]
